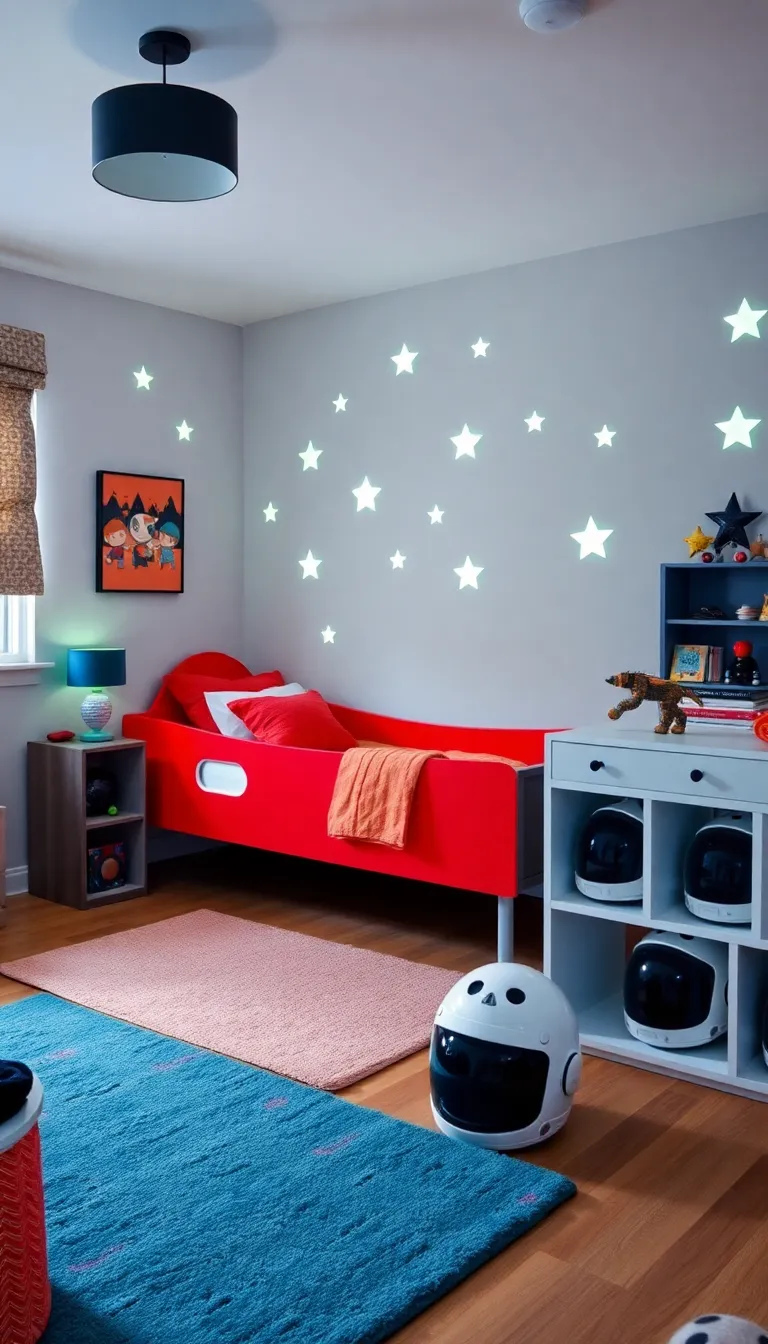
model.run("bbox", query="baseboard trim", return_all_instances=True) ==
[6,866,29,897]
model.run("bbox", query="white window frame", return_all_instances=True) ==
[0,393,52,685]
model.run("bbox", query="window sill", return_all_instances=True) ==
[0,662,54,687]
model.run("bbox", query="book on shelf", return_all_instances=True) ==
[669,644,709,682]
[684,718,756,730]
[706,646,723,682]
[683,706,758,723]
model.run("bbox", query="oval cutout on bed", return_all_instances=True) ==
[196,760,248,797]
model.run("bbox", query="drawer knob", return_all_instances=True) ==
[589,759,604,772]
[690,769,704,783]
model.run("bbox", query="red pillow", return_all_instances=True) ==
[165,670,284,733]
[228,690,357,751]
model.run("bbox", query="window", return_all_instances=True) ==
[0,595,35,665]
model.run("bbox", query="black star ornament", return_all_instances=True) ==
[705,492,762,553]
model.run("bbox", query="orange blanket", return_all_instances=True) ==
[327,744,523,850]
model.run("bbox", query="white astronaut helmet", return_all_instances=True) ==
[430,962,582,1151]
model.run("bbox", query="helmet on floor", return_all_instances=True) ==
[429,962,581,1151]
[623,931,728,1050]
[574,799,643,903]
[684,813,752,925]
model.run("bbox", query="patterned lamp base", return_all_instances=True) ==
[80,690,113,742]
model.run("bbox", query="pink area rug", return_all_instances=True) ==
[0,910,460,1090]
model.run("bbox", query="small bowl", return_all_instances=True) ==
[736,606,759,620]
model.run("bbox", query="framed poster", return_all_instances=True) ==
[96,471,184,594]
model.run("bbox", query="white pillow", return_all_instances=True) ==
[204,684,307,740]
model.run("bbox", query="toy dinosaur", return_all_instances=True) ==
[606,672,703,734]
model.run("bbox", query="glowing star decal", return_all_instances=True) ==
[684,524,713,557]
[571,517,613,559]
[352,477,381,511]
[134,366,153,390]
[263,502,278,522]
[454,557,483,590]
[594,425,616,447]
[715,406,761,449]
[333,394,348,412]
[451,424,482,459]
[321,626,336,644]
[299,550,321,579]
[724,298,766,342]
[525,412,544,433]
[299,441,322,471]
[176,420,193,441]
[428,505,444,524]
[390,550,406,569]
[391,344,418,375]
[471,338,490,358]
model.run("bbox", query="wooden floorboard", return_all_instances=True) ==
[1,846,767,1341]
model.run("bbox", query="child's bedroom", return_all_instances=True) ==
[1,1,767,1341]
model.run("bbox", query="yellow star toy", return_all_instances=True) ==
[684,524,714,557]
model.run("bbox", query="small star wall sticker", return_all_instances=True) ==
[333,394,347,412]
[263,502,278,522]
[299,550,321,579]
[451,424,482,459]
[391,344,418,375]
[724,298,766,342]
[525,412,544,433]
[352,477,381,511]
[428,505,444,524]
[571,517,613,559]
[390,550,406,569]
[715,406,761,450]
[134,366,153,390]
[683,524,713,557]
[176,420,193,441]
[321,626,336,643]
[471,338,489,358]
[594,425,616,447]
[299,442,322,471]
[454,557,483,589]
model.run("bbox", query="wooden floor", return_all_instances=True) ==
[2,847,767,1343]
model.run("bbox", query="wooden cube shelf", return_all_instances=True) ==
[27,738,147,909]
[545,725,768,1101]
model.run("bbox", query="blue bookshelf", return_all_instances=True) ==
[660,561,768,687]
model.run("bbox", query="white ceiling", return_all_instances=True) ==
[0,0,767,324]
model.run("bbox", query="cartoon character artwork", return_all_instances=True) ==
[102,519,128,570]
[606,671,703,735]
[96,472,184,593]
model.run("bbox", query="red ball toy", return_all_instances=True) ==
[734,550,748,563]
[734,640,753,658]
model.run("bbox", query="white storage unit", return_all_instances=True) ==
[544,725,768,1100]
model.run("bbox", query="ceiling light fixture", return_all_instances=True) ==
[519,0,586,32]
[92,30,238,202]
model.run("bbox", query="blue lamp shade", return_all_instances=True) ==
[67,648,126,689]
[67,649,126,742]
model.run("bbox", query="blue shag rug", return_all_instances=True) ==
[3,995,575,1344]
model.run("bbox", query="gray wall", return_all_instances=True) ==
[0,267,243,874]
[243,213,768,728]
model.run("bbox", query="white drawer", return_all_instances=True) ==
[550,739,768,805]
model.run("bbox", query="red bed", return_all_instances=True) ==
[124,653,549,958]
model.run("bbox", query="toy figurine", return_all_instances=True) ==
[725,641,761,686]
[760,595,768,622]
[606,672,703,735]
[684,525,715,558]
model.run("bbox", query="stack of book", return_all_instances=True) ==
[681,687,768,730]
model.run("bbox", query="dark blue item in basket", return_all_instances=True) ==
[0,1059,34,1123]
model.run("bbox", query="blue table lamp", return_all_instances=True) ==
[67,648,126,741]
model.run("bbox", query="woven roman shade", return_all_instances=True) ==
[0,324,46,596]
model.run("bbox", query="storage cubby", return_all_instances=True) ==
[661,561,768,689]
[547,786,647,922]
[545,725,768,1101]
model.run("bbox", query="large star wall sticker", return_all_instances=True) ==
[724,299,766,342]
[451,424,482,459]
[571,517,613,559]
[706,493,762,552]
[715,406,761,450]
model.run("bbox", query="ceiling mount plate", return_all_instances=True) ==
[138,30,191,66]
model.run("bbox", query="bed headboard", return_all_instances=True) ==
[144,651,251,719]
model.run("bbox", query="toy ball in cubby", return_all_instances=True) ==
[623,932,728,1050]
[429,963,581,1151]
[574,799,643,903]
[683,813,752,925]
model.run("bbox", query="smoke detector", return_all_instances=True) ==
[519,0,586,31]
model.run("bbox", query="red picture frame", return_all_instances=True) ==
[96,471,184,594]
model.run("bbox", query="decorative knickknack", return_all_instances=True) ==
[0,323,46,596]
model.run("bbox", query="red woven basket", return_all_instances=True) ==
[0,1123,51,1344]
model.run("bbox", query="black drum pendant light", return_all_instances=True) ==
[92,30,238,202]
